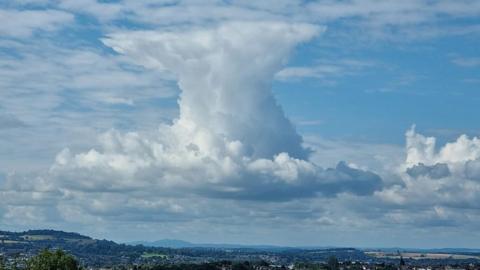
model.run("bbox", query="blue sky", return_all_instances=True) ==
[277,32,480,144]
[1,0,480,248]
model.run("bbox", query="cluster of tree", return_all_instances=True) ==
[127,260,274,270]
[27,250,79,270]
[294,256,339,270]
[0,249,79,270]
[24,231,90,240]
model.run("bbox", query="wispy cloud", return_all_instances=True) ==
[0,114,26,129]
[276,59,375,82]
[0,9,73,38]
[452,57,480,67]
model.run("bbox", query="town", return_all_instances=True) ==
[1,230,479,270]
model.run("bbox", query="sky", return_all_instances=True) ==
[1,0,480,248]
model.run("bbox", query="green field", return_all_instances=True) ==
[21,235,55,241]
[1,240,26,244]
[141,253,168,259]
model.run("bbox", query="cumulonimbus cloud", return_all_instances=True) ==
[47,21,383,201]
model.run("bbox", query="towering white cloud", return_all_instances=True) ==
[103,22,319,159]
[48,21,382,201]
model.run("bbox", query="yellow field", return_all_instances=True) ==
[365,251,480,260]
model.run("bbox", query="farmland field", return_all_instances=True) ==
[365,251,480,260]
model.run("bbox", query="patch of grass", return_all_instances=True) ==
[64,238,95,244]
[141,253,168,259]
[2,240,26,244]
[22,235,55,241]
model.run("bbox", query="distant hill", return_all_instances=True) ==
[128,239,295,250]
[129,239,197,248]
[0,229,373,267]
[0,229,90,239]
[0,229,167,266]
[3,229,478,268]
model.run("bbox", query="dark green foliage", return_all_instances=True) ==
[384,264,398,270]
[11,255,19,270]
[26,250,79,270]
[327,256,339,270]
[0,256,5,270]
[26,231,89,240]
[232,261,253,270]
[294,262,325,270]
[150,261,228,270]
[258,260,269,267]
